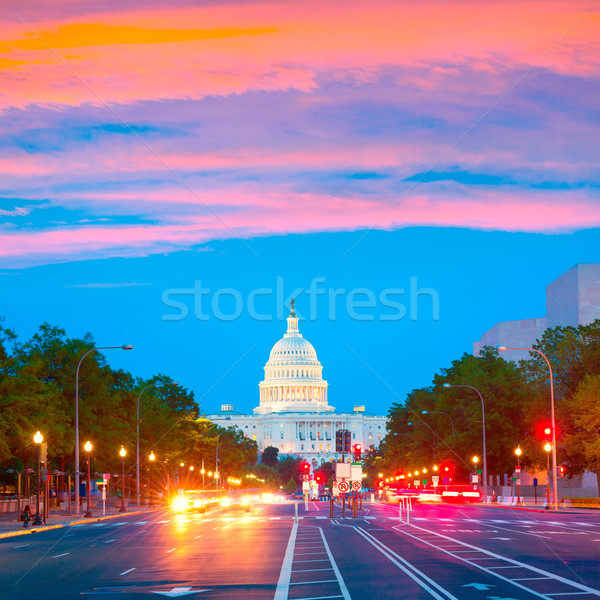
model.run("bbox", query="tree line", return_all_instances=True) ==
[365,320,600,491]
[0,320,257,495]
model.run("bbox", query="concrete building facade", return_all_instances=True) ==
[474,264,600,360]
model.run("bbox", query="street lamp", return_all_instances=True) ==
[149,451,155,507]
[544,441,552,509]
[75,344,132,515]
[136,381,177,507]
[515,446,522,504]
[443,383,488,502]
[84,441,93,518]
[421,410,455,434]
[33,431,44,526]
[119,446,127,513]
[497,345,558,510]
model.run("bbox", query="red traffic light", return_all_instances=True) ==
[303,463,310,471]
[355,444,361,450]
[544,428,551,436]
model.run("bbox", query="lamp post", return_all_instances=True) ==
[443,383,488,501]
[119,446,127,513]
[149,451,155,507]
[544,441,552,509]
[84,441,93,518]
[201,459,205,490]
[189,465,194,489]
[515,446,522,504]
[33,431,44,526]
[75,344,132,515]
[497,345,558,510]
[421,410,455,434]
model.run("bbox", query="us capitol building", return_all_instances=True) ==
[205,301,387,464]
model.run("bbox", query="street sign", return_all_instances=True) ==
[476,469,482,474]
[422,479,428,485]
[413,480,419,487]
[302,481,309,491]
[515,466,521,473]
[351,464,362,482]
[336,462,351,479]
[512,477,517,482]
[432,476,439,487]
[533,478,538,486]
[471,474,479,484]
[351,480,362,491]
[337,481,349,493]
[103,473,111,480]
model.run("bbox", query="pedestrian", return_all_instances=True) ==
[21,504,31,526]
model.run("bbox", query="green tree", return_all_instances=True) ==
[261,446,279,468]
[563,374,600,491]
[283,477,297,494]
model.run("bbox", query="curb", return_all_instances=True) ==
[0,508,161,540]
[0,524,63,539]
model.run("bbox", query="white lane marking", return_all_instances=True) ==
[270,517,281,520]
[292,568,335,573]
[401,524,600,598]
[120,568,136,575]
[53,553,70,558]
[104,539,116,544]
[14,544,29,548]
[194,535,202,539]
[293,559,330,563]
[274,520,298,600]
[353,527,458,600]
[295,552,328,556]
[318,529,352,600]
[134,521,149,525]
[166,548,176,553]
[291,596,343,600]
[289,580,338,586]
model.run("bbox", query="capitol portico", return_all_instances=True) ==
[205,301,388,463]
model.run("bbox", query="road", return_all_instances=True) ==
[2,498,600,599]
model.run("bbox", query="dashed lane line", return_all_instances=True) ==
[52,553,70,558]
[120,568,136,575]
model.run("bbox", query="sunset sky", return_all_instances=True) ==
[0,1,598,416]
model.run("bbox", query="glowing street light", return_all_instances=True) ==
[498,344,558,510]
[544,441,552,508]
[149,451,155,506]
[119,446,127,513]
[33,431,44,526]
[84,441,93,518]
[515,446,522,504]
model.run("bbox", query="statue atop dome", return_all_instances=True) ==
[290,298,296,317]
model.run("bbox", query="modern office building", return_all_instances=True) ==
[474,264,600,361]
[205,301,387,465]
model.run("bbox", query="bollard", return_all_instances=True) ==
[398,498,403,524]
[329,497,334,518]
[294,502,298,523]
[342,494,346,518]
[352,491,357,518]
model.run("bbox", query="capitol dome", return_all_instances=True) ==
[255,300,332,414]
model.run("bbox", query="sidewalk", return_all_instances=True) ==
[0,503,163,539]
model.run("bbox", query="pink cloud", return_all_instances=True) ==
[1,188,599,266]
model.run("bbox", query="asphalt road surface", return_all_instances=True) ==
[2,498,600,599]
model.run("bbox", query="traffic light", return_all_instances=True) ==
[559,465,565,478]
[336,429,351,454]
[344,432,351,454]
[303,462,310,473]
[353,443,362,461]
[336,430,343,453]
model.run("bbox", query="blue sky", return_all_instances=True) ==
[1,227,597,416]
